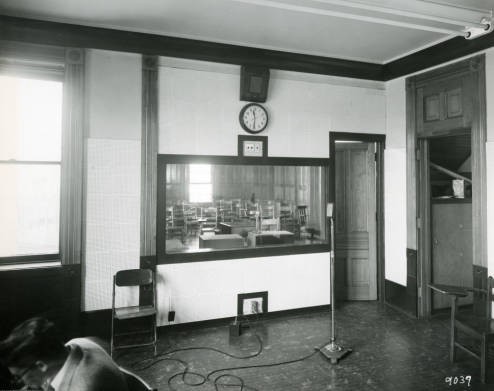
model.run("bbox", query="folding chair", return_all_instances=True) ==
[111,269,157,357]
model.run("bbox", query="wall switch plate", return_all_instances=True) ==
[243,140,263,157]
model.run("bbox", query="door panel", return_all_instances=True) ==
[431,203,473,309]
[416,74,473,136]
[334,143,377,301]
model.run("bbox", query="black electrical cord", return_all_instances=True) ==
[130,313,324,390]
[205,348,321,382]
[131,315,262,371]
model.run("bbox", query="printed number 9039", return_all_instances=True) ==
[445,376,471,387]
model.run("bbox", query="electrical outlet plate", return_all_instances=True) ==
[243,140,263,157]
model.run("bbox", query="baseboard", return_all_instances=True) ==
[80,304,330,338]
[384,279,417,318]
[159,304,330,331]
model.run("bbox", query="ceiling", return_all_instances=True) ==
[0,0,492,64]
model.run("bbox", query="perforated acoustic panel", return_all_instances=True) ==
[83,139,140,311]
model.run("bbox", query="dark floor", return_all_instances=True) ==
[115,302,493,391]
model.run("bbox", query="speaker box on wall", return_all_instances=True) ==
[240,65,270,103]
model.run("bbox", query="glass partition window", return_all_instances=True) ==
[0,76,63,260]
[161,162,328,257]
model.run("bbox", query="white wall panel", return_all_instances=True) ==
[86,50,141,140]
[384,148,407,285]
[159,64,385,158]
[156,253,330,326]
[83,49,142,311]
[385,78,406,149]
[83,139,141,311]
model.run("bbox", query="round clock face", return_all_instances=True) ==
[239,103,268,134]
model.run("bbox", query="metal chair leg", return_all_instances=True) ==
[481,334,487,383]
[450,296,457,362]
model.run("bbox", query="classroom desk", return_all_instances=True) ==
[248,230,295,247]
[199,234,244,249]
[219,221,256,234]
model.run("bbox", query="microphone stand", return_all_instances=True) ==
[320,209,352,364]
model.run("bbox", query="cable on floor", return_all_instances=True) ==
[131,314,324,390]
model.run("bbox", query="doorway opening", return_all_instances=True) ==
[417,131,473,317]
[329,132,385,306]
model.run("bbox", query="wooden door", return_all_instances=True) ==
[431,202,473,310]
[334,143,377,301]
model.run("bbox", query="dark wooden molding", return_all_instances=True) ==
[385,280,410,317]
[1,16,493,82]
[0,15,384,81]
[0,264,81,338]
[406,248,418,318]
[473,265,488,317]
[0,253,60,265]
[140,54,159,257]
[162,244,330,264]
[159,154,329,166]
[384,31,494,80]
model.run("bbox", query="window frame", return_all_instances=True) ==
[0,50,65,266]
[157,154,330,264]
[188,164,213,203]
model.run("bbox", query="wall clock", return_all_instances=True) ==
[239,103,268,134]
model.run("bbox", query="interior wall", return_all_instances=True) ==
[384,78,407,285]
[157,253,329,324]
[158,58,386,324]
[83,49,141,311]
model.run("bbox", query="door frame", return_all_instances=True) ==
[329,132,386,304]
[408,56,487,319]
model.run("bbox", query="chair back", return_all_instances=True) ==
[115,269,153,287]
[119,367,155,391]
[296,205,308,226]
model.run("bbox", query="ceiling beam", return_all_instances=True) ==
[0,15,384,81]
[0,15,493,81]
[383,31,494,79]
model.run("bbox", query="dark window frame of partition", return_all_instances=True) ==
[157,154,330,264]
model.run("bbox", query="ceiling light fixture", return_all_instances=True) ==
[231,0,493,39]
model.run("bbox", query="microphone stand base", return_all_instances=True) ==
[319,342,352,364]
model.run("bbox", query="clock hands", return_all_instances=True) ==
[239,103,267,133]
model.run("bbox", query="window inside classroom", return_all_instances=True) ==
[158,155,330,263]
